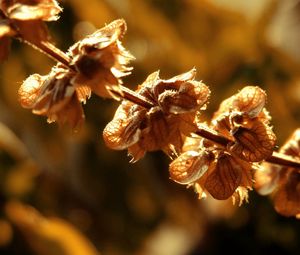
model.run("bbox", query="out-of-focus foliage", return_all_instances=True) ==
[0,0,300,255]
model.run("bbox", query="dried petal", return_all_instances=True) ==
[169,150,214,184]
[232,186,250,206]
[211,113,233,140]
[1,0,62,45]
[75,85,91,104]
[32,70,75,115]
[229,120,276,162]
[103,102,145,150]
[213,86,266,120]
[158,81,210,114]
[138,107,170,152]
[204,153,242,200]
[153,69,196,97]
[127,143,145,163]
[48,94,84,128]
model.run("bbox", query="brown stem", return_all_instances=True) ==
[115,86,154,108]
[266,152,300,169]
[38,41,72,69]
[117,85,300,169]
[18,36,74,70]
[16,30,300,170]
[196,126,300,169]
[195,128,230,147]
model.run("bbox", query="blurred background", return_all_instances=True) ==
[1,0,300,254]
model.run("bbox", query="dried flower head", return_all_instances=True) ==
[19,64,89,128]
[255,128,300,218]
[212,86,276,162]
[169,136,254,204]
[103,69,210,162]
[168,86,275,204]
[69,19,134,98]
[18,19,133,127]
[0,0,62,48]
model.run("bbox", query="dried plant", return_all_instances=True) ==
[1,0,300,223]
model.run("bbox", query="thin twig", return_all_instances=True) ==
[16,32,300,170]
[18,36,74,70]
[266,152,300,169]
[117,86,154,108]
[39,41,73,69]
[195,126,300,169]
[195,128,230,147]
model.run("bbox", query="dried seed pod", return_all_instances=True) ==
[169,149,214,184]
[229,120,276,162]
[232,86,266,118]
[103,102,145,150]
[204,153,242,200]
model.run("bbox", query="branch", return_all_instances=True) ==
[195,127,300,169]
[117,86,300,169]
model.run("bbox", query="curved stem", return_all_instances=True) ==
[16,33,300,170]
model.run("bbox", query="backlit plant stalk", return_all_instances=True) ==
[1,1,299,218]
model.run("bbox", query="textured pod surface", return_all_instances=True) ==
[204,153,242,200]
[103,102,145,150]
[230,120,276,162]
[169,150,214,184]
[232,86,266,118]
